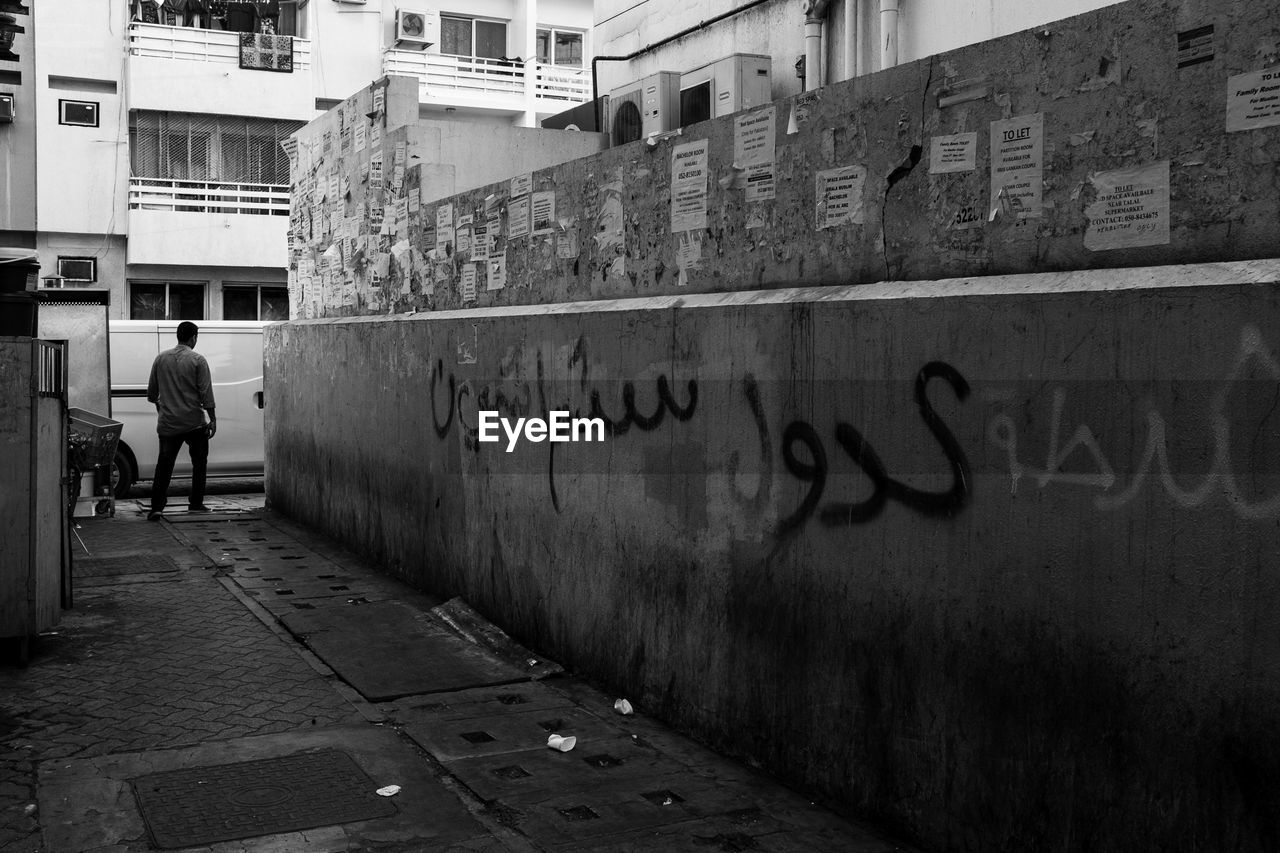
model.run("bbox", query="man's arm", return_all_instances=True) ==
[198,358,217,438]
[146,358,159,405]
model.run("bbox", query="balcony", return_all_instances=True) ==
[534,64,591,105]
[126,178,289,269]
[127,23,314,120]
[128,22,312,69]
[384,51,592,118]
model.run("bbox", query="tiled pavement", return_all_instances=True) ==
[0,499,916,853]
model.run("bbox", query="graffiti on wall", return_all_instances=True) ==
[989,325,1280,519]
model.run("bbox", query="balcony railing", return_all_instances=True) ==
[128,22,312,70]
[384,50,525,100]
[534,64,591,103]
[128,178,289,216]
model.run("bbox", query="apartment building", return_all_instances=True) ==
[0,0,592,321]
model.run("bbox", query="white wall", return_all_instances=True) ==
[127,209,289,269]
[127,55,315,120]
[35,0,130,238]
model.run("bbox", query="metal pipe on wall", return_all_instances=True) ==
[843,0,858,80]
[880,0,899,69]
[803,0,831,92]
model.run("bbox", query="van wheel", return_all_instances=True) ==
[111,450,135,498]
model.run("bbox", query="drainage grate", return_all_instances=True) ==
[75,554,179,577]
[558,805,600,822]
[131,749,396,849]
[492,765,532,780]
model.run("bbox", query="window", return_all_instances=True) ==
[59,99,99,127]
[440,15,507,60]
[536,28,583,67]
[223,284,288,320]
[130,112,303,185]
[57,256,97,283]
[130,281,206,320]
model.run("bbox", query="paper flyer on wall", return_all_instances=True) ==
[435,204,453,254]
[460,264,478,302]
[531,191,556,235]
[671,139,709,233]
[508,197,531,239]
[989,113,1044,218]
[510,173,532,198]
[815,166,867,229]
[1225,66,1280,131]
[1083,161,1170,251]
[929,132,978,174]
[487,253,507,290]
[472,219,489,262]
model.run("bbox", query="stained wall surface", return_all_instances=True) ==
[266,261,1280,852]
[272,1,1280,849]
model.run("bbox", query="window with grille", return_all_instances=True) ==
[130,281,206,320]
[536,28,583,67]
[129,112,304,185]
[440,15,507,59]
[223,283,288,320]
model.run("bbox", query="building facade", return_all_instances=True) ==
[592,0,1130,141]
[2,0,591,321]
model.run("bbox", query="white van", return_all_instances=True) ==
[109,320,267,496]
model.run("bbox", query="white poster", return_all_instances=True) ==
[435,203,453,254]
[487,253,507,291]
[1225,66,1280,132]
[472,219,489,262]
[510,173,532,198]
[1083,161,1170,251]
[671,139,709,233]
[508,196,531,239]
[531,190,556,235]
[460,264,478,302]
[989,113,1044,219]
[929,132,978,174]
[815,166,867,229]
[734,106,775,167]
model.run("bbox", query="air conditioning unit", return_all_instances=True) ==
[395,8,438,47]
[607,72,679,146]
[679,54,772,127]
[0,93,13,124]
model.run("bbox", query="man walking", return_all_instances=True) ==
[146,321,217,520]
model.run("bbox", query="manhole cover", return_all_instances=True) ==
[131,749,396,849]
[75,554,179,577]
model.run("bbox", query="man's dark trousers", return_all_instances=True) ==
[151,427,209,512]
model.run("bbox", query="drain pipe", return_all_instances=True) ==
[880,0,899,69]
[803,0,830,91]
[843,0,858,79]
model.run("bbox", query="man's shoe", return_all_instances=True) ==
[188,504,211,513]
[147,511,163,521]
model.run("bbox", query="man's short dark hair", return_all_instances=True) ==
[177,321,199,343]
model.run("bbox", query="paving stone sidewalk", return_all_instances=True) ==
[1,503,916,853]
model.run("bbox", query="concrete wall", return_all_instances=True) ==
[0,4,36,237]
[266,261,1280,851]
[287,76,605,317]
[296,0,1280,319]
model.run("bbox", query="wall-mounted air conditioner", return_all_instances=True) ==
[395,9,438,47]
[607,72,680,146]
[0,94,13,124]
[678,54,772,127]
